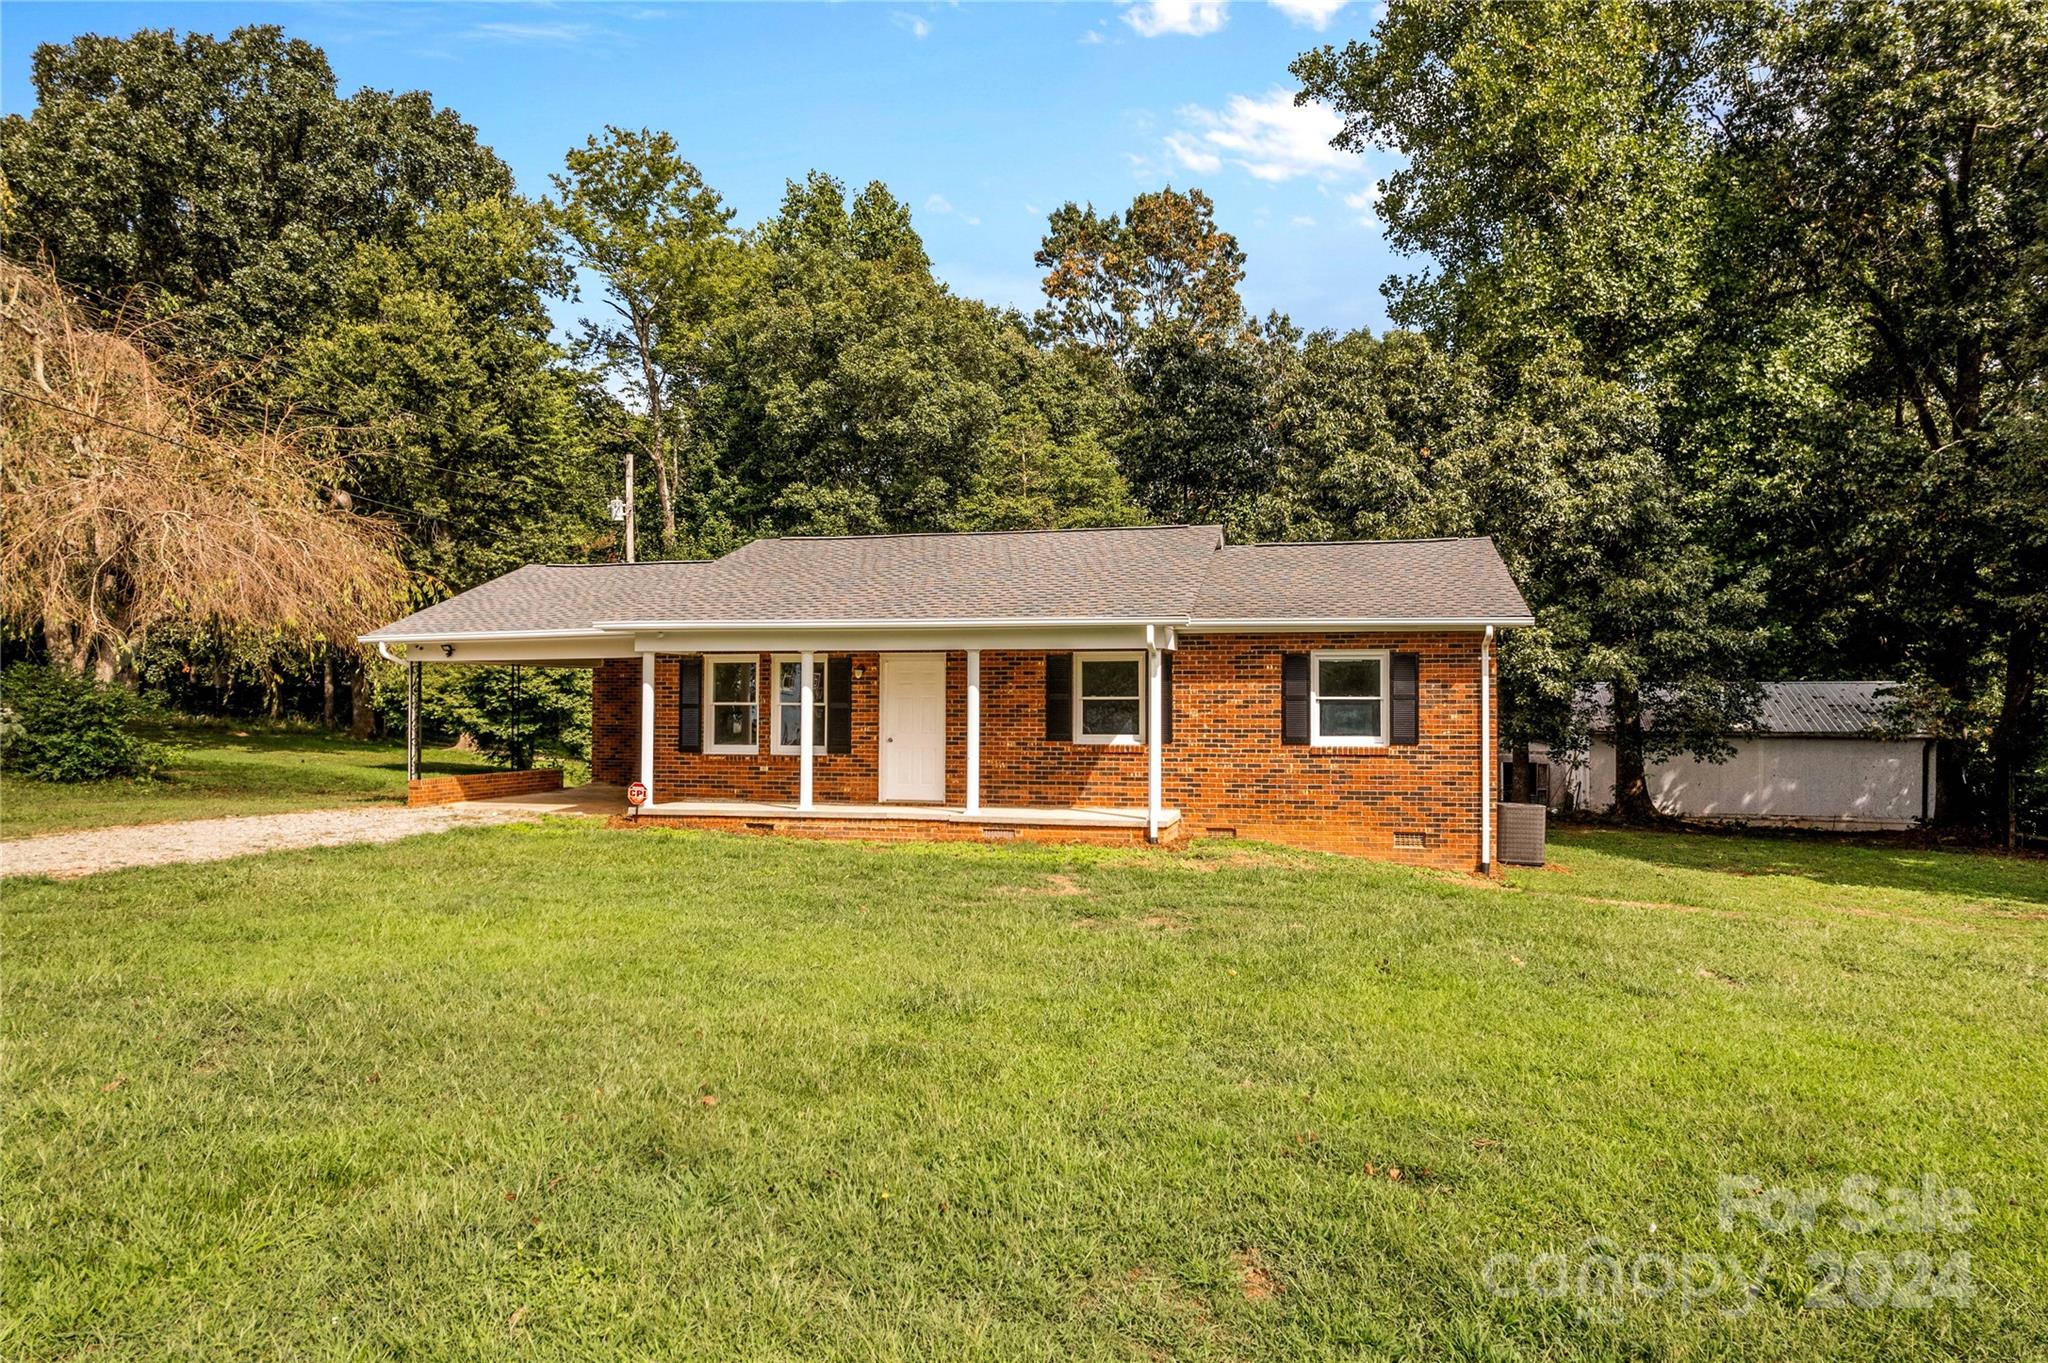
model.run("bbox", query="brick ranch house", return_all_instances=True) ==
[361,525,1534,872]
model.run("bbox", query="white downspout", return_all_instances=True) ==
[1480,625,1494,873]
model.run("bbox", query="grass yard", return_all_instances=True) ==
[0,723,512,840]
[3,824,2043,1361]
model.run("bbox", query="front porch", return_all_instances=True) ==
[625,797,1184,847]
[596,635,1178,842]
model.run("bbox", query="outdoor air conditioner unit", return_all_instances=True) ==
[1496,801,1546,867]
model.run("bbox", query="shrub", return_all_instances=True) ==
[0,664,174,782]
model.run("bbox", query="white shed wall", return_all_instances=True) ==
[1546,737,1930,830]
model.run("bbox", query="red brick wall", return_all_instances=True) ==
[1157,633,1495,868]
[595,654,884,803]
[406,768,564,807]
[590,633,1498,870]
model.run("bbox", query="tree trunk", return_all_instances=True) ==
[42,617,87,675]
[1991,623,2040,851]
[349,651,378,740]
[635,308,679,555]
[321,651,337,729]
[1610,682,1658,822]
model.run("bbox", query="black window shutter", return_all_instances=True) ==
[1390,652,1420,746]
[1282,652,1310,745]
[1044,653,1073,741]
[675,655,702,753]
[1159,651,1174,743]
[826,655,853,754]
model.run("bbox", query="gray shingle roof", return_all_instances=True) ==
[1191,538,1531,623]
[361,561,721,638]
[700,524,1225,621]
[1581,681,1925,738]
[362,526,1532,640]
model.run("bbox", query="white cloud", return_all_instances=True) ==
[1269,0,1347,29]
[1343,184,1381,225]
[1080,28,1106,45]
[923,193,980,227]
[1167,88,1354,183]
[1164,133,1222,175]
[469,21,619,46]
[891,11,931,38]
[1122,0,1228,38]
[1290,214,1318,228]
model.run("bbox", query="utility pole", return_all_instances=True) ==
[622,446,636,563]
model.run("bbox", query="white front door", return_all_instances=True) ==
[879,653,947,802]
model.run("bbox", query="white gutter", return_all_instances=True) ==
[361,627,614,644]
[1480,625,1494,874]
[1188,616,1534,630]
[594,615,1184,631]
[364,615,1535,647]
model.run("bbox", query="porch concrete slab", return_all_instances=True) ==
[633,800,1180,830]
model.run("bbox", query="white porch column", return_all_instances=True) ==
[1146,644,1163,842]
[1480,626,1494,873]
[799,648,816,810]
[966,649,982,812]
[640,651,657,806]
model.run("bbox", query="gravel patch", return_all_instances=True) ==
[0,804,544,881]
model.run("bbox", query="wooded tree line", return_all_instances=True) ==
[1,6,2041,839]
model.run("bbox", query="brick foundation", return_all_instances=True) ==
[592,632,1497,871]
[406,768,564,807]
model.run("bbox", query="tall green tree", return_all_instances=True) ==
[1299,0,2047,835]
[288,199,602,594]
[700,174,1008,535]
[547,126,740,558]
[1296,1,1770,815]
[1716,0,2048,837]
[1250,327,1488,542]
[1033,187,1248,358]
[0,25,510,358]
[953,336,1138,531]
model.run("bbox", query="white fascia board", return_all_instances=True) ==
[360,627,614,643]
[1184,617,1534,633]
[595,616,1181,631]
[629,623,1173,653]
[363,634,641,664]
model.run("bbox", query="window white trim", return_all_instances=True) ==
[1073,650,1146,746]
[1310,649,1390,748]
[704,654,759,755]
[769,653,829,756]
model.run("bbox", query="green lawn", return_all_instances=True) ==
[4,825,2043,1360]
[0,723,508,839]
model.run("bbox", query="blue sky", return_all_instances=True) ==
[2,1,1403,334]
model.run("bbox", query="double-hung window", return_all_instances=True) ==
[770,655,827,756]
[1074,651,1145,745]
[1310,650,1389,747]
[704,655,759,754]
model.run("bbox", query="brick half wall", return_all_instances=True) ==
[407,768,564,807]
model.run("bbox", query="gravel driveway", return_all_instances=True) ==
[1,803,544,881]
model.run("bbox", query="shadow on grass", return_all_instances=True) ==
[1550,824,2048,907]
